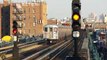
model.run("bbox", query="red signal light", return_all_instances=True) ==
[13,29,17,35]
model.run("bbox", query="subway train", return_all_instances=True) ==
[43,25,71,44]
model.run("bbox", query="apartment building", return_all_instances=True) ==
[0,0,47,38]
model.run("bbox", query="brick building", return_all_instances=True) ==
[0,0,47,38]
[47,18,58,25]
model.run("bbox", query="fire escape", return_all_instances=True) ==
[13,4,23,35]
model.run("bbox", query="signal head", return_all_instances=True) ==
[12,21,18,35]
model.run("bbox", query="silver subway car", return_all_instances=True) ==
[43,25,58,44]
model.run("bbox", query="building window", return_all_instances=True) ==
[37,20,42,24]
[33,16,36,21]
[33,23,36,26]
[45,27,48,32]
[39,20,42,24]
[14,9,16,13]
[19,22,22,27]
[19,9,23,13]
[39,20,41,24]
[50,28,52,32]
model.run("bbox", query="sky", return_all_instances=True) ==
[0,0,107,19]
[46,0,107,19]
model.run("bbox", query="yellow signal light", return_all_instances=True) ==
[73,14,80,21]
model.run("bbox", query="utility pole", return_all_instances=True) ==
[12,21,20,60]
[72,0,81,57]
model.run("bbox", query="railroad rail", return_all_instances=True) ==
[0,42,38,54]
[0,41,43,60]
[53,39,83,60]
[0,41,37,51]
[37,40,72,60]
[0,34,72,60]
[22,40,71,60]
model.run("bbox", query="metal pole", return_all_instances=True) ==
[73,37,78,57]
[13,36,20,60]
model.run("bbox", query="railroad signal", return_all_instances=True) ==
[13,21,18,35]
[71,0,81,57]
[72,1,81,30]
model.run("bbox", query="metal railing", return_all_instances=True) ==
[88,31,102,60]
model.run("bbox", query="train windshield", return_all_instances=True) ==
[50,28,53,32]
[45,27,48,32]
